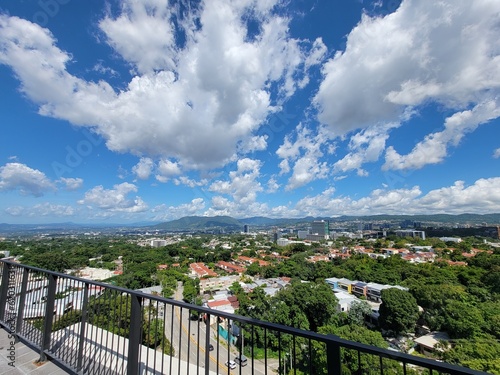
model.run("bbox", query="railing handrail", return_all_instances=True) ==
[0,259,491,375]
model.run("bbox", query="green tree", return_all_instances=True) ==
[311,325,394,375]
[245,261,261,276]
[379,288,419,334]
[346,300,372,326]
[441,339,500,374]
[442,301,485,339]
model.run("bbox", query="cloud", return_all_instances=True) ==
[5,203,75,217]
[152,198,206,221]
[203,196,284,218]
[98,0,177,75]
[334,123,397,175]
[0,1,325,170]
[58,177,83,191]
[292,177,500,216]
[132,157,154,180]
[155,159,182,182]
[494,148,500,159]
[238,135,268,153]
[0,162,56,197]
[276,124,330,190]
[92,61,118,77]
[417,178,500,213]
[78,182,148,212]
[209,158,263,205]
[315,0,500,136]
[384,100,500,170]
[173,176,208,188]
[266,177,280,193]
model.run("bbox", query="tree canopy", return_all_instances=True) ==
[378,288,419,335]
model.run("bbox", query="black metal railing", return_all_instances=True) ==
[0,260,490,375]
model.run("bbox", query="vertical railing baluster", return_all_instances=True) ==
[0,262,11,323]
[205,312,211,375]
[197,312,201,375]
[187,307,191,375]
[127,293,142,375]
[76,283,89,372]
[251,325,254,374]
[169,303,174,375]
[278,331,282,375]
[178,306,183,375]
[264,328,267,375]
[15,267,29,341]
[308,338,312,375]
[326,334,342,375]
[40,273,58,362]
[216,316,220,374]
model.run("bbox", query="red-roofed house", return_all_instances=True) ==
[190,262,217,278]
[238,256,269,267]
[216,261,245,274]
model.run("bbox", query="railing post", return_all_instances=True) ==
[76,283,90,372]
[326,334,342,375]
[127,294,142,375]
[0,262,11,323]
[40,273,58,362]
[205,313,211,375]
[15,268,29,341]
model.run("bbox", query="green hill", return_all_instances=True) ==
[153,216,242,231]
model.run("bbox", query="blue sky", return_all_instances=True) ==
[0,0,499,224]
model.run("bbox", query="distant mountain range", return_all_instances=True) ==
[152,213,500,231]
[1,213,500,234]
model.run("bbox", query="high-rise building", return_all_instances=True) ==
[273,231,282,242]
[243,224,250,233]
[311,220,329,236]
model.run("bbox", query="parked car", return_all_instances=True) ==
[225,360,236,369]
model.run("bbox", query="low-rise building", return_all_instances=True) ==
[199,275,240,293]
[216,261,245,274]
[414,332,450,356]
[352,282,368,298]
[190,262,218,278]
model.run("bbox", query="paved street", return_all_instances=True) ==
[164,282,279,375]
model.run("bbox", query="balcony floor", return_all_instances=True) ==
[0,328,68,375]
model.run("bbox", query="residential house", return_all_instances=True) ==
[414,332,450,356]
[216,261,245,274]
[337,278,354,293]
[189,262,217,278]
[366,282,391,303]
[352,282,368,298]
[332,290,358,313]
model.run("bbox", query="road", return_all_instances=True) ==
[162,282,276,375]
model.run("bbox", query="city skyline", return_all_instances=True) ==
[0,0,499,224]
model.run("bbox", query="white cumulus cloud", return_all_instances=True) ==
[209,158,263,205]
[78,182,148,212]
[0,1,325,171]
[0,162,56,197]
[152,198,206,221]
[132,157,154,180]
[384,99,500,170]
[58,177,83,191]
[315,0,500,135]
